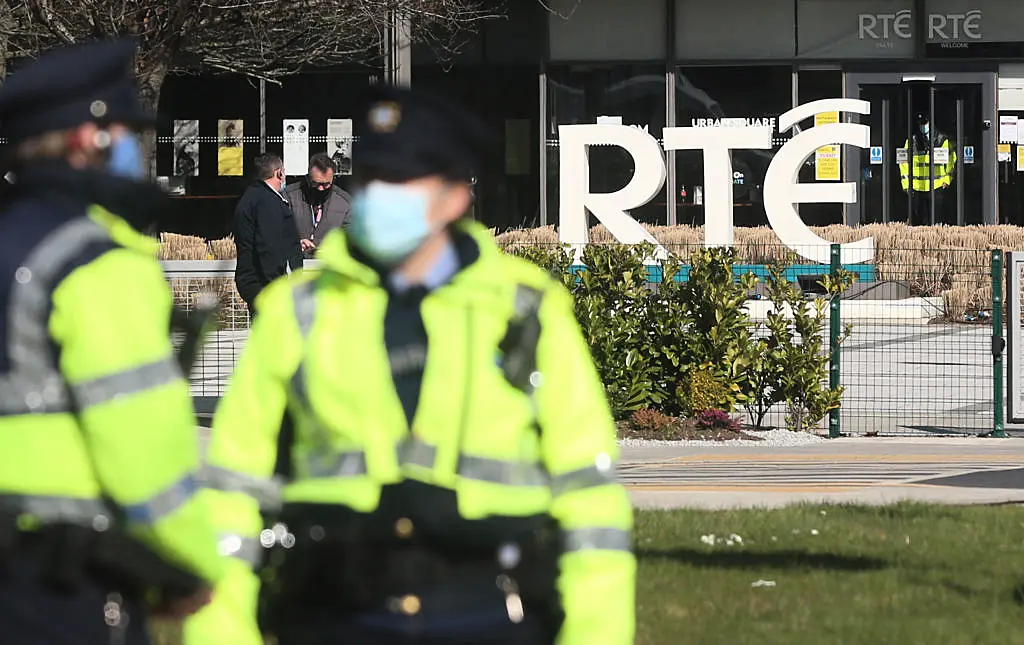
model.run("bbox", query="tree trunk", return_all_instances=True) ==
[0,3,12,83]
[136,62,168,180]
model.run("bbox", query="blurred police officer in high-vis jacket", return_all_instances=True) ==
[185,84,636,645]
[0,39,226,645]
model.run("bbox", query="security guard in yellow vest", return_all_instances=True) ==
[0,40,226,644]
[899,114,957,225]
[184,85,636,645]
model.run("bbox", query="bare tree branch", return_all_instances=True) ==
[3,0,561,171]
[13,0,521,83]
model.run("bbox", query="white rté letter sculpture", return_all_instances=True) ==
[557,98,876,265]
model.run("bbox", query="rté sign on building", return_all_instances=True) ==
[558,99,875,266]
[858,9,983,47]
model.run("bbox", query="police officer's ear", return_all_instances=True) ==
[440,179,472,224]
[66,121,129,170]
[64,122,105,167]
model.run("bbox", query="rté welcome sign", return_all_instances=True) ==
[558,98,874,265]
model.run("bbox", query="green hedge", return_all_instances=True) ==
[507,243,855,432]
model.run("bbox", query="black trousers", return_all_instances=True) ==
[274,610,553,645]
[0,556,150,645]
[909,188,947,226]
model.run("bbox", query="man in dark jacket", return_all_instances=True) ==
[233,153,303,316]
[283,152,352,258]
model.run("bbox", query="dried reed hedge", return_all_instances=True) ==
[160,225,1018,320]
[491,224,1011,320]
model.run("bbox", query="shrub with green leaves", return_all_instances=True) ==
[505,241,852,431]
[673,248,758,415]
[754,261,855,432]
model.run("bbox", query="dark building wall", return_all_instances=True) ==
[156,0,545,238]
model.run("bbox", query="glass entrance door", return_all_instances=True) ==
[845,73,997,227]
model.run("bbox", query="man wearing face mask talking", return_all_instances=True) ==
[283,153,352,259]
[0,39,228,644]
[184,84,635,645]
[233,153,304,317]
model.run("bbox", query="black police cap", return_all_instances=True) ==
[0,39,153,143]
[354,84,493,183]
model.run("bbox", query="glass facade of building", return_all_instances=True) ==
[157,0,1024,237]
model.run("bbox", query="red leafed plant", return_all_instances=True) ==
[695,409,743,433]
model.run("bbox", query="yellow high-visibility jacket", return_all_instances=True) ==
[185,220,636,645]
[0,190,226,588]
[900,136,957,191]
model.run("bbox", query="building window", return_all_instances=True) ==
[548,0,667,62]
[797,0,914,59]
[673,66,793,228]
[415,66,540,231]
[546,64,668,226]
[676,0,795,60]
[796,69,845,225]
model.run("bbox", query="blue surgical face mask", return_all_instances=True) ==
[107,132,145,180]
[920,124,930,135]
[348,181,437,266]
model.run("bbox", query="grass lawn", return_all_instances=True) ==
[152,503,1024,645]
[636,503,1024,645]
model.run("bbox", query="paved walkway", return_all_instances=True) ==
[622,437,1024,509]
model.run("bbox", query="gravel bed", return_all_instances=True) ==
[618,428,828,448]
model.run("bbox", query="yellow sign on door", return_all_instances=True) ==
[814,111,841,181]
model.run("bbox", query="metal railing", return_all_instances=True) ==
[1006,252,1024,425]
[165,248,1004,436]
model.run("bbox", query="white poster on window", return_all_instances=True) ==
[327,119,353,176]
[1000,115,1019,144]
[283,119,309,176]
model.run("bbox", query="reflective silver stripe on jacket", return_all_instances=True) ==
[198,465,285,511]
[457,454,549,487]
[0,493,111,526]
[300,436,617,491]
[306,450,368,479]
[123,474,197,524]
[0,216,112,415]
[289,280,317,410]
[288,281,345,459]
[562,527,632,553]
[551,460,618,497]
[217,533,264,567]
[70,355,183,410]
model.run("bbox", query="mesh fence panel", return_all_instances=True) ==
[841,247,993,436]
[166,268,249,398]
[163,244,996,435]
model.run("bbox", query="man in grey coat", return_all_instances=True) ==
[283,152,352,258]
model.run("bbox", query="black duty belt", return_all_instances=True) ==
[258,524,564,635]
[0,512,203,603]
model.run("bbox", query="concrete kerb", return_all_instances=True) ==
[620,437,1024,509]
[628,486,1024,510]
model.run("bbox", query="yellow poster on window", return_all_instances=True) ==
[814,111,841,181]
[217,119,244,176]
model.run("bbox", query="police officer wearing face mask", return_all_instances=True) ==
[899,113,957,225]
[0,39,228,644]
[184,84,636,645]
